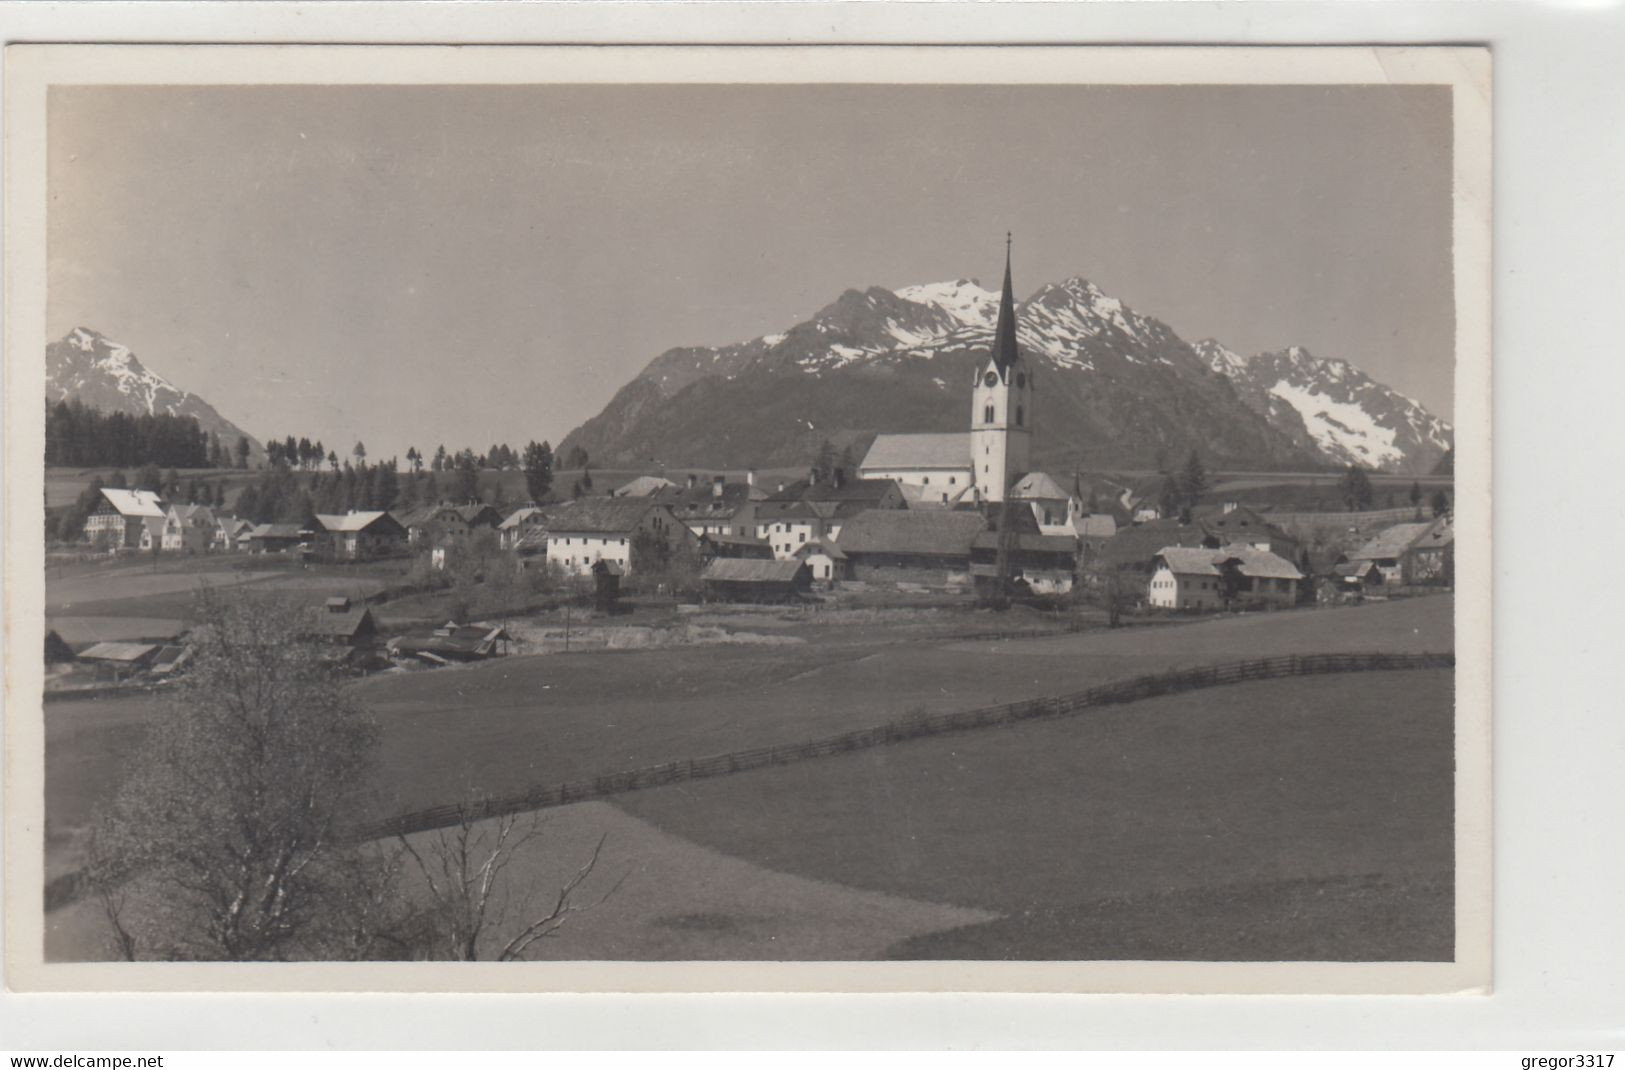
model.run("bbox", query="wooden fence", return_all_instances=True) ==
[44,649,1453,912]
[345,650,1455,843]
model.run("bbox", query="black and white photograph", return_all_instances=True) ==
[5,44,1491,994]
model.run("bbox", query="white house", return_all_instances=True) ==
[543,497,689,576]
[83,487,166,549]
[161,503,216,553]
[1148,545,1303,610]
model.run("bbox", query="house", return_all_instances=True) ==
[149,644,194,677]
[831,509,988,585]
[45,629,76,665]
[498,505,552,550]
[244,522,307,555]
[656,474,767,539]
[306,598,379,647]
[161,503,216,554]
[1148,545,1303,611]
[698,531,776,561]
[750,477,906,559]
[399,503,501,547]
[1347,517,1454,586]
[700,557,813,603]
[613,475,677,498]
[1009,471,1081,536]
[1092,520,1212,573]
[795,540,849,584]
[83,488,166,549]
[314,511,408,561]
[970,530,1080,595]
[753,499,831,560]
[137,516,166,552]
[543,497,689,576]
[1192,503,1302,563]
[77,641,161,680]
[390,621,511,664]
[214,516,254,553]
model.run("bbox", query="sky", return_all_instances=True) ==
[47,83,1454,462]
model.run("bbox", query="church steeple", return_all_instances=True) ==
[990,231,1020,375]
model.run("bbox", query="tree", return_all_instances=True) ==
[433,445,448,473]
[328,450,340,472]
[1157,475,1182,521]
[1409,480,1423,509]
[1430,489,1451,518]
[353,441,367,467]
[1178,450,1209,510]
[235,437,250,469]
[563,445,589,471]
[522,440,554,504]
[1338,464,1375,512]
[406,446,421,474]
[89,591,395,961]
[135,463,163,493]
[810,439,837,485]
[396,810,619,961]
[453,450,480,503]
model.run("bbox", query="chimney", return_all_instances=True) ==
[712,475,725,499]
[686,473,698,490]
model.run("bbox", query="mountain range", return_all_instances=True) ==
[46,327,266,465]
[558,276,1453,476]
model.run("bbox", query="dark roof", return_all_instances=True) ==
[307,607,376,639]
[655,480,759,519]
[972,531,1080,555]
[701,531,773,548]
[1348,521,1436,562]
[799,478,899,504]
[833,509,986,557]
[989,239,1021,373]
[249,523,305,540]
[545,497,665,535]
[1192,505,1293,542]
[79,641,160,663]
[756,499,823,522]
[701,558,809,583]
[45,630,76,663]
[797,540,847,561]
[392,623,508,660]
[1093,522,1209,569]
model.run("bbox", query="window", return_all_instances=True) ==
[799,533,807,543]
[949,476,956,485]
[1016,405,1025,427]
[923,477,930,485]
[984,404,995,424]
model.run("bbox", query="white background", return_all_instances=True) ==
[1,0,1622,1051]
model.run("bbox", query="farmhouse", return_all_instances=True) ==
[314,510,408,561]
[1148,545,1303,611]
[970,530,1080,595]
[795,540,849,584]
[857,240,1033,505]
[83,487,166,549]
[161,503,216,553]
[832,509,987,585]
[306,598,379,647]
[214,516,254,553]
[399,503,502,547]
[544,497,688,576]
[698,531,776,561]
[657,474,766,538]
[497,505,552,550]
[244,522,306,555]
[1192,503,1302,562]
[1347,517,1454,586]
[754,499,831,559]
[700,556,812,603]
[137,516,166,552]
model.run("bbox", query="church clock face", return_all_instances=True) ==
[983,371,999,387]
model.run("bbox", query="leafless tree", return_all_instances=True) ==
[397,807,624,962]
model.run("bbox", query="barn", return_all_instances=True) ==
[700,557,812,603]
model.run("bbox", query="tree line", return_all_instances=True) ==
[45,398,253,469]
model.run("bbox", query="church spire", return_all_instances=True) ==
[990,231,1020,374]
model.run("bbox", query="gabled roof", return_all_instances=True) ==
[1009,471,1070,502]
[453,504,502,526]
[99,488,165,518]
[167,503,214,523]
[248,522,305,540]
[1192,504,1291,543]
[833,509,986,557]
[1093,522,1209,569]
[799,478,899,504]
[1154,544,1303,581]
[701,557,809,583]
[545,497,666,535]
[316,511,405,535]
[1152,546,1222,577]
[1348,521,1436,562]
[971,531,1080,555]
[1412,516,1454,550]
[307,606,376,639]
[657,480,759,518]
[78,641,160,663]
[858,432,971,471]
[755,499,824,522]
[796,540,847,561]
[499,506,550,530]
[614,475,676,498]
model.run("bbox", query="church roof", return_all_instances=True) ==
[989,236,1021,373]
[858,432,970,471]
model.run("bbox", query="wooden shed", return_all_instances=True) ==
[700,557,812,603]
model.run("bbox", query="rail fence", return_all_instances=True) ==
[345,650,1454,843]
[44,649,1452,912]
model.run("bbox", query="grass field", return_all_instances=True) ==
[614,669,1455,960]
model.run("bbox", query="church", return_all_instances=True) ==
[857,238,1042,508]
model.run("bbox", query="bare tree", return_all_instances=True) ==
[397,808,624,961]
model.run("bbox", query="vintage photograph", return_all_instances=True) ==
[8,45,1489,989]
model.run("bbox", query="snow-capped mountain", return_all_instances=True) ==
[559,277,1451,474]
[1193,339,1453,474]
[46,327,265,463]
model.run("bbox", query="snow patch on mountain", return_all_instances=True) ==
[1267,379,1402,467]
[896,279,999,328]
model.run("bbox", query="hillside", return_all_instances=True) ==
[561,276,1452,475]
[46,327,266,465]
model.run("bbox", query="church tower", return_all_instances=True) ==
[970,235,1033,503]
